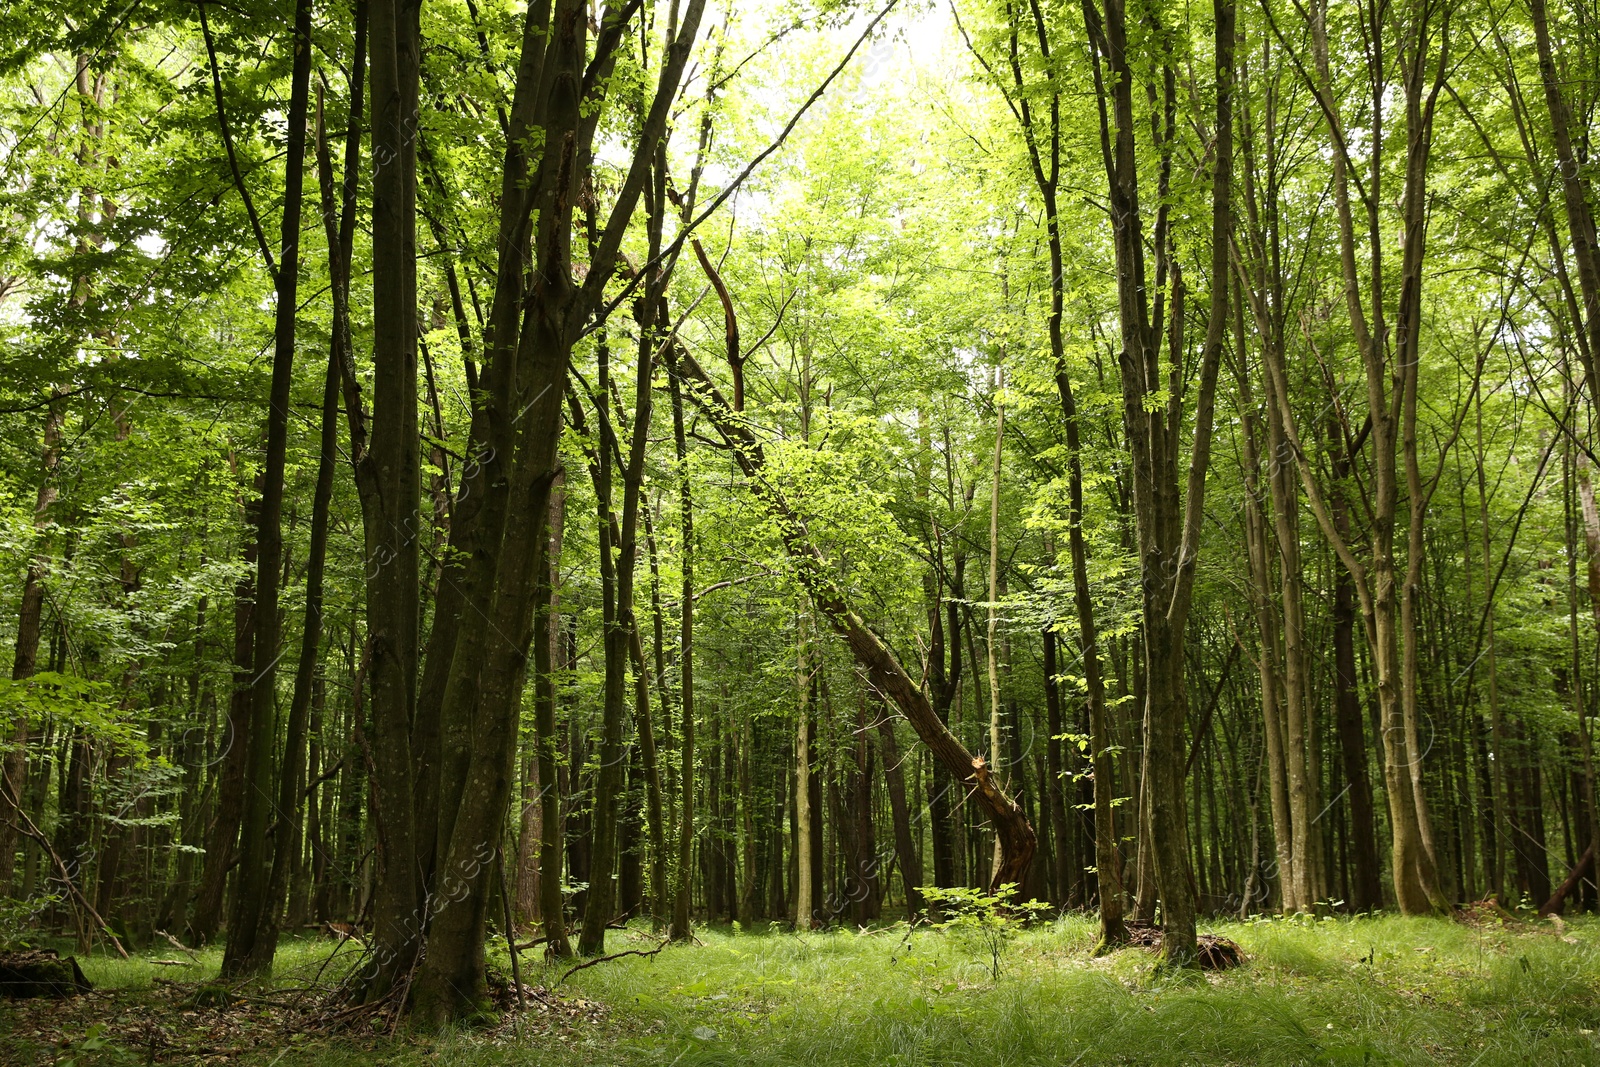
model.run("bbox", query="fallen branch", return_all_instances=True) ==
[555,939,669,985]
[154,929,200,963]
[295,935,361,1008]
[1,789,127,959]
[1540,841,1595,916]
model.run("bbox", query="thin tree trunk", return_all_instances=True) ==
[1042,626,1072,909]
[876,708,921,915]
[1236,345,1297,913]
[626,624,667,924]
[189,492,259,944]
[1575,458,1600,910]
[515,746,540,926]
[850,698,881,922]
[669,351,696,941]
[253,329,342,969]
[0,393,65,894]
[1477,400,1509,900]
[740,715,759,920]
[1269,369,1318,909]
[579,335,628,956]
[223,0,316,977]
[986,369,1006,880]
[1332,465,1383,911]
[536,476,572,957]
[795,614,815,929]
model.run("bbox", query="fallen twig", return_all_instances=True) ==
[295,936,359,1008]
[154,929,200,963]
[556,939,669,985]
[2,796,127,959]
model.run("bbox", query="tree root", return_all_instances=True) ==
[1123,922,1244,970]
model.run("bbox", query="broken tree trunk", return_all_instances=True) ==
[0,950,91,999]
[675,349,1036,891]
[1540,841,1595,916]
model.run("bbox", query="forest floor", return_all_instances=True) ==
[3,911,1599,1066]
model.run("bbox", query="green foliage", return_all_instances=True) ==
[0,672,124,744]
[919,883,1050,981]
[0,890,56,949]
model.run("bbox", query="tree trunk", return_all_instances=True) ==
[849,698,881,923]
[877,709,922,915]
[0,393,66,894]
[1475,398,1509,901]
[1078,0,1233,961]
[535,476,572,957]
[251,338,342,969]
[1269,372,1319,909]
[221,0,316,977]
[1332,583,1378,912]
[578,337,628,956]
[1236,349,1296,913]
[669,352,696,941]
[1042,627,1072,909]
[794,617,815,928]
[985,370,1006,880]
[189,494,259,945]
[356,0,424,1000]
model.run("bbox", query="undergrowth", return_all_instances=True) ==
[4,913,1597,1065]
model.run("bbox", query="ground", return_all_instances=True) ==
[3,912,1598,1065]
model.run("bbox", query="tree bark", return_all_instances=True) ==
[985,369,1006,882]
[1269,369,1319,909]
[1235,345,1296,913]
[669,351,696,941]
[0,392,65,894]
[1332,469,1383,912]
[876,708,921,915]
[222,0,316,977]
[355,0,424,1000]
[189,489,259,945]
[411,0,705,1011]
[794,615,816,928]
[535,476,572,956]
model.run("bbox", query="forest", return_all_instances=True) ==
[2,0,1600,1062]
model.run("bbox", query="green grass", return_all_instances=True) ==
[9,914,1600,1065]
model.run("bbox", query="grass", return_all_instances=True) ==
[6,913,1600,1065]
